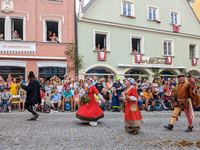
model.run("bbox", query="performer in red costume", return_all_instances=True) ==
[124,78,143,134]
[76,78,105,126]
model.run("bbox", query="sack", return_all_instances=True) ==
[130,104,137,112]
[156,106,163,111]
[65,102,71,110]
[43,106,50,112]
[1,103,7,113]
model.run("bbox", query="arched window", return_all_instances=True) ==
[160,70,175,75]
[125,69,148,80]
[188,70,200,77]
[85,67,115,80]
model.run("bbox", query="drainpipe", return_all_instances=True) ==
[74,0,78,76]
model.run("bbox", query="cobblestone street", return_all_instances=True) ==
[0,111,200,150]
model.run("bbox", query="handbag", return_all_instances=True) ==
[130,103,137,112]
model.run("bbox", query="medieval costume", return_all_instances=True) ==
[21,71,41,121]
[76,79,105,126]
[124,78,143,134]
[164,74,200,132]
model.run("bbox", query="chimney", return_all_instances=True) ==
[79,0,84,9]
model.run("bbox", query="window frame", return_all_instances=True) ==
[170,10,181,25]
[162,38,174,56]
[130,34,144,54]
[43,18,62,43]
[9,15,26,41]
[42,0,62,3]
[121,0,135,17]
[0,15,6,40]
[189,42,199,58]
[93,29,110,52]
[147,5,159,21]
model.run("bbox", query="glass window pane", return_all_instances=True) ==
[128,4,131,16]
[123,3,126,15]
[149,8,152,20]
[171,13,174,24]
[153,9,156,20]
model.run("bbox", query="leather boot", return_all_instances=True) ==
[116,108,121,112]
[112,108,116,112]
[27,117,35,121]
[164,124,173,130]
[185,126,193,132]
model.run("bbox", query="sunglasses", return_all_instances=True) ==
[178,75,185,78]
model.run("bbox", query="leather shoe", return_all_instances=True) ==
[185,126,193,132]
[27,117,35,121]
[164,124,173,130]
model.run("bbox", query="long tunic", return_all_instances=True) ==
[76,86,104,121]
[10,83,18,105]
[124,86,143,127]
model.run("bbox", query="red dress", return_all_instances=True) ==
[124,86,143,127]
[76,86,104,121]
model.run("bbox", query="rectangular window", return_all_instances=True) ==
[123,2,132,16]
[11,18,23,40]
[95,33,107,50]
[46,21,59,42]
[189,44,196,58]
[171,12,178,25]
[149,8,157,20]
[163,41,172,56]
[132,38,141,53]
[0,18,5,40]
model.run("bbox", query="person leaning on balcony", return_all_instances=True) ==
[12,30,21,40]
[51,33,59,42]
[47,31,52,41]
[0,33,3,39]
[101,47,107,52]
[95,43,101,50]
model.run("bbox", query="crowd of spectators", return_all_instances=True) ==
[1,74,200,113]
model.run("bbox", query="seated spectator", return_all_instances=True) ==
[140,87,146,98]
[142,78,149,88]
[40,88,46,112]
[148,83,153,93]
[157,82,164,98]
[0,87,12,112]
[51,89,61,111]
[73,90,80,111]
[101,47,107,52]
[47,31,52,41]
[170,77,177,90]
[0,33,3,39]
[57,80,63,95]
[153,89,167,109]
[12,30,21,40]
[19,90,26,112]
[45,81,51,92]
[78,85,84,98]
[143,87,156,111]
[157,77,162,84]
[137,96,143,110]
[51,33,59,42]
[101,89,112,111]
[101,78,106,89]
[152,78,158,90]
[168,78,171,85]
[95,43,101,50]
[0,76,5,94]
[62,86,73,112]
[164,88,173,109]
[137,80,142,95]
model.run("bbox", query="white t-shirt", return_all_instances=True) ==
[57,85,63,93]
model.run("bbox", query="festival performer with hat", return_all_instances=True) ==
[123,78,143,134]
[164,73,200,132]
[76,78,106,126]
[20,71,41,121]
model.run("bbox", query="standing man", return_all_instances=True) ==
[170,77,177,89]
[122,78,127,90]
[92,76,98,85]
[112,77,122,112]
[95,78,104,94]
[20,71,41,121]
[164,74,200,132]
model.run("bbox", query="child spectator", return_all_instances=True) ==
[164,88,173,109]
[101,89,112,111]
[140,87,146,98]
[40,88,45,112]
[157,82,164,98]
[78,85,84,98]
[73,90,81,112]
[143,88,156,111]
[19,90,26,112]
[153,89,167,109]
[152,78,158,90]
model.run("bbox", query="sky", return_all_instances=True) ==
[76,0,90,13]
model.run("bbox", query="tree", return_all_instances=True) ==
[64,43,84,74]
[179,69,187,75]
[152,68,161,78]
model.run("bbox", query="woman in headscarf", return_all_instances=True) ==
[76,78,105,126]
[124,78,143,134]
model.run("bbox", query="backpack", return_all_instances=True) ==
[156,106,163,111]
[1,102,7,113]
[147,105,154,111]
[65,102,71,110]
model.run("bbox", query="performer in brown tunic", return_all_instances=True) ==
[164,74,200,132]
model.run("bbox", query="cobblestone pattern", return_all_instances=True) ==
[0,111,200,150]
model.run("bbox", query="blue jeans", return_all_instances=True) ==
[137,100,143,109]
[0,100,12,107]
[112,92,121,108]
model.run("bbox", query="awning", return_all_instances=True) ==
[118,64,187,69]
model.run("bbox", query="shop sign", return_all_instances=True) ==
[0,41,36,53]
[133,56,172,65]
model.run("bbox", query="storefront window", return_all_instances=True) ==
[188,70,199,77]
[39,67,66,81]
[160,70,176,78]
[0,66,25,80]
